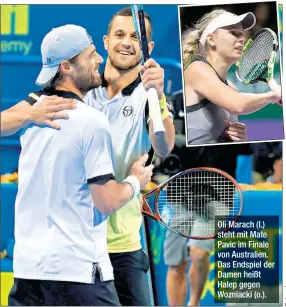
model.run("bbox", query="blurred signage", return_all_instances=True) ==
[1,5,33,55]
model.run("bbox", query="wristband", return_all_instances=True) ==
[159,95,170,121]
[122,175,140,200]
[147,94,170,123]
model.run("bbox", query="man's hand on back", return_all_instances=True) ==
[29,95,77,129]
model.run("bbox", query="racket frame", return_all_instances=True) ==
[142,167,243,239]
[131,5,149,62]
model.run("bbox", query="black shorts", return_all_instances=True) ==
[8,275,120,306]
[109,249,151,306]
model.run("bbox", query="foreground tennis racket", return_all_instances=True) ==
[236,28,282,105]
[142,167,243,239]
[131,5,165,135]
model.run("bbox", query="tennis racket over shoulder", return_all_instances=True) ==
[131,4,165,135]
[142,167,243,239]
[236,28,282,105]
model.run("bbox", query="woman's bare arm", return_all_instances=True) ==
[184,61,281,115]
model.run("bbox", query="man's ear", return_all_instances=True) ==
[103,35,109,51]
[60,60,72,73]
[148,41,155,55]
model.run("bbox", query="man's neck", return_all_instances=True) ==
[56,82,84,100]
[104,59,140,99]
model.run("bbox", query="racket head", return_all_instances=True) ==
[130,5,141,38]
[143,167,243,240]
[236,28,278,85]
[130,4,150,63]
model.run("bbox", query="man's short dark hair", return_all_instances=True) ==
[107,6,153,41]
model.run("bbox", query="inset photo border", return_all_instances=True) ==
[178,1,284,147]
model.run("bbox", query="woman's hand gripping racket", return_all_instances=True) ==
[236,28,282,106]
[142,167,243,239]
[131,5,165,135]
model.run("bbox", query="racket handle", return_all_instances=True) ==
[147,87,165,135]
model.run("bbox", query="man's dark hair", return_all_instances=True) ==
[107,6,153,41]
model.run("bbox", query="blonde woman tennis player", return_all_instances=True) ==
[183,9,281,145]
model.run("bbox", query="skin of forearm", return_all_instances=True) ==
[149,117,175,157]
[105,183,134,215]
[1,109,32,136]
[236,92,278,115]
[92,181,134,216]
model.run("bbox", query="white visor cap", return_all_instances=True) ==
[200,12,256,46]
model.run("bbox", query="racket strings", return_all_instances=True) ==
[237,31,274,82]
[156,170,241,238]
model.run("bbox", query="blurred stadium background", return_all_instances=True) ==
[0,3,283,306]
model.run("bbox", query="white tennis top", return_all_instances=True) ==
[13,90,115,284]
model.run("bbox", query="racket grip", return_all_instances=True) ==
[147,87,165,135]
